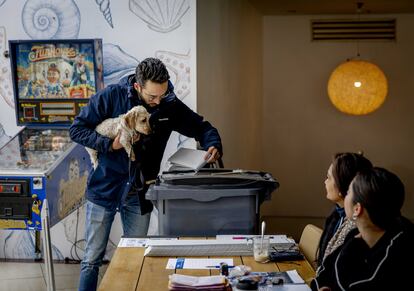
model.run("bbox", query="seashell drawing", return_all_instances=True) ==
[0,0,6,8]
[0,122,11,148]
[129,0,190,33]
[95,0,114,28]
[22,0,81,39]
[4,230,64,260]
[103,43,139,86]
[155,50,190,100]
[0,26,14,108]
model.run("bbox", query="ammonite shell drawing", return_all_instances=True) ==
[22,0,81,39]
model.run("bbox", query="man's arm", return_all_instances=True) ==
[169,98,223,156]
[69,87,114,153]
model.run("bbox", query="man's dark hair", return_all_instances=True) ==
[352,167,405,230]
[135,58,170,86]
[332,152,373,197]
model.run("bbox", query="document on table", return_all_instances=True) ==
[118,238,147,247]
[118,237,178,248]
[166,258,234,269]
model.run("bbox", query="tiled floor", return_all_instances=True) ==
[0,261,108,291]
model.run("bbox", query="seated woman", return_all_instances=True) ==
[317,153,372,267]
[312,167,414,291]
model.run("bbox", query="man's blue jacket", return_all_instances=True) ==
[69,75,222,214]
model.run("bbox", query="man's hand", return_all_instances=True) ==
[205,146,221,163]
[111,134,123,150]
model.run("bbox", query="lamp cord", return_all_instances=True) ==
[356,2,364,58]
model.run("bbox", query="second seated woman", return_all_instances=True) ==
[317,152,372,267]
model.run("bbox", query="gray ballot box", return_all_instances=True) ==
[146,169,279,236]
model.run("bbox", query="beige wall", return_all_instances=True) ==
[198,2,414,240]
[197,0,263,170]
[261,14,414,238]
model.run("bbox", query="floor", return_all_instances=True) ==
[0,261,108,291]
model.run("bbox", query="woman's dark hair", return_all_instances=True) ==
[351,167,405,230]
[332,152,373,197]
[135,57,170,86]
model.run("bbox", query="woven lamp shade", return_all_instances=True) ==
[327,60,388,115]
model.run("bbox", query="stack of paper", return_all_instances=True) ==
[216,234,296,249]
[168,274,229,291]
[144,237,296,257]
[145,240,253,256]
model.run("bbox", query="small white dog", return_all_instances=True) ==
[86,105,151,169]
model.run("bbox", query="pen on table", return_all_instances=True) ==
[205,266,235,269]
[232,236,274,239]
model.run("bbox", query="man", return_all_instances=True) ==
[69,57,222,291]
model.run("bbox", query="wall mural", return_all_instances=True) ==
[95,0,114,28]
[129,0,190,33]
[2,229,64,260]
[0,123,10,149]
[0,26,14,108]
[0,0,196,260]
[103,43,139,86]
[22,0,81,39]
[155,49,190,100]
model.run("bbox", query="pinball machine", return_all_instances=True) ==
[0,39,103,236]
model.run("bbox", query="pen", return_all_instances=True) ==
[205,265,235,268]
[232,236,275,239]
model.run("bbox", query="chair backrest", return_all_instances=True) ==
[299,224,323,269]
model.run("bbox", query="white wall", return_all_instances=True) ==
[0,0,197,260]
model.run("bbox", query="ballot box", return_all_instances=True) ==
[146,169,279,236]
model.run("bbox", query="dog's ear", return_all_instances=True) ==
[125,110,137,130]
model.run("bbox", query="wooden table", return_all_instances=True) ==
[98,243,315,291]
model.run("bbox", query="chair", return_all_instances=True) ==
[299,224,323,269]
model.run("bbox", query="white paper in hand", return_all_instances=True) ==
[167,147,208,171]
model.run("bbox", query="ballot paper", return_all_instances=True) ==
[166,258,234,269]
[167,147,208,171]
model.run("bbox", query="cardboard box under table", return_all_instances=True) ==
[146,169,279,236]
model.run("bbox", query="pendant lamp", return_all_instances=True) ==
[327,60,388,115]
[327,2,388,115]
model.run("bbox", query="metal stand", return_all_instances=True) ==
[41,199,56,291]
[34,230,42,261]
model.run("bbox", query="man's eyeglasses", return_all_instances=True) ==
[141,89,171,102]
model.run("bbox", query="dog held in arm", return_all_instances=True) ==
[86,105,151,169]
